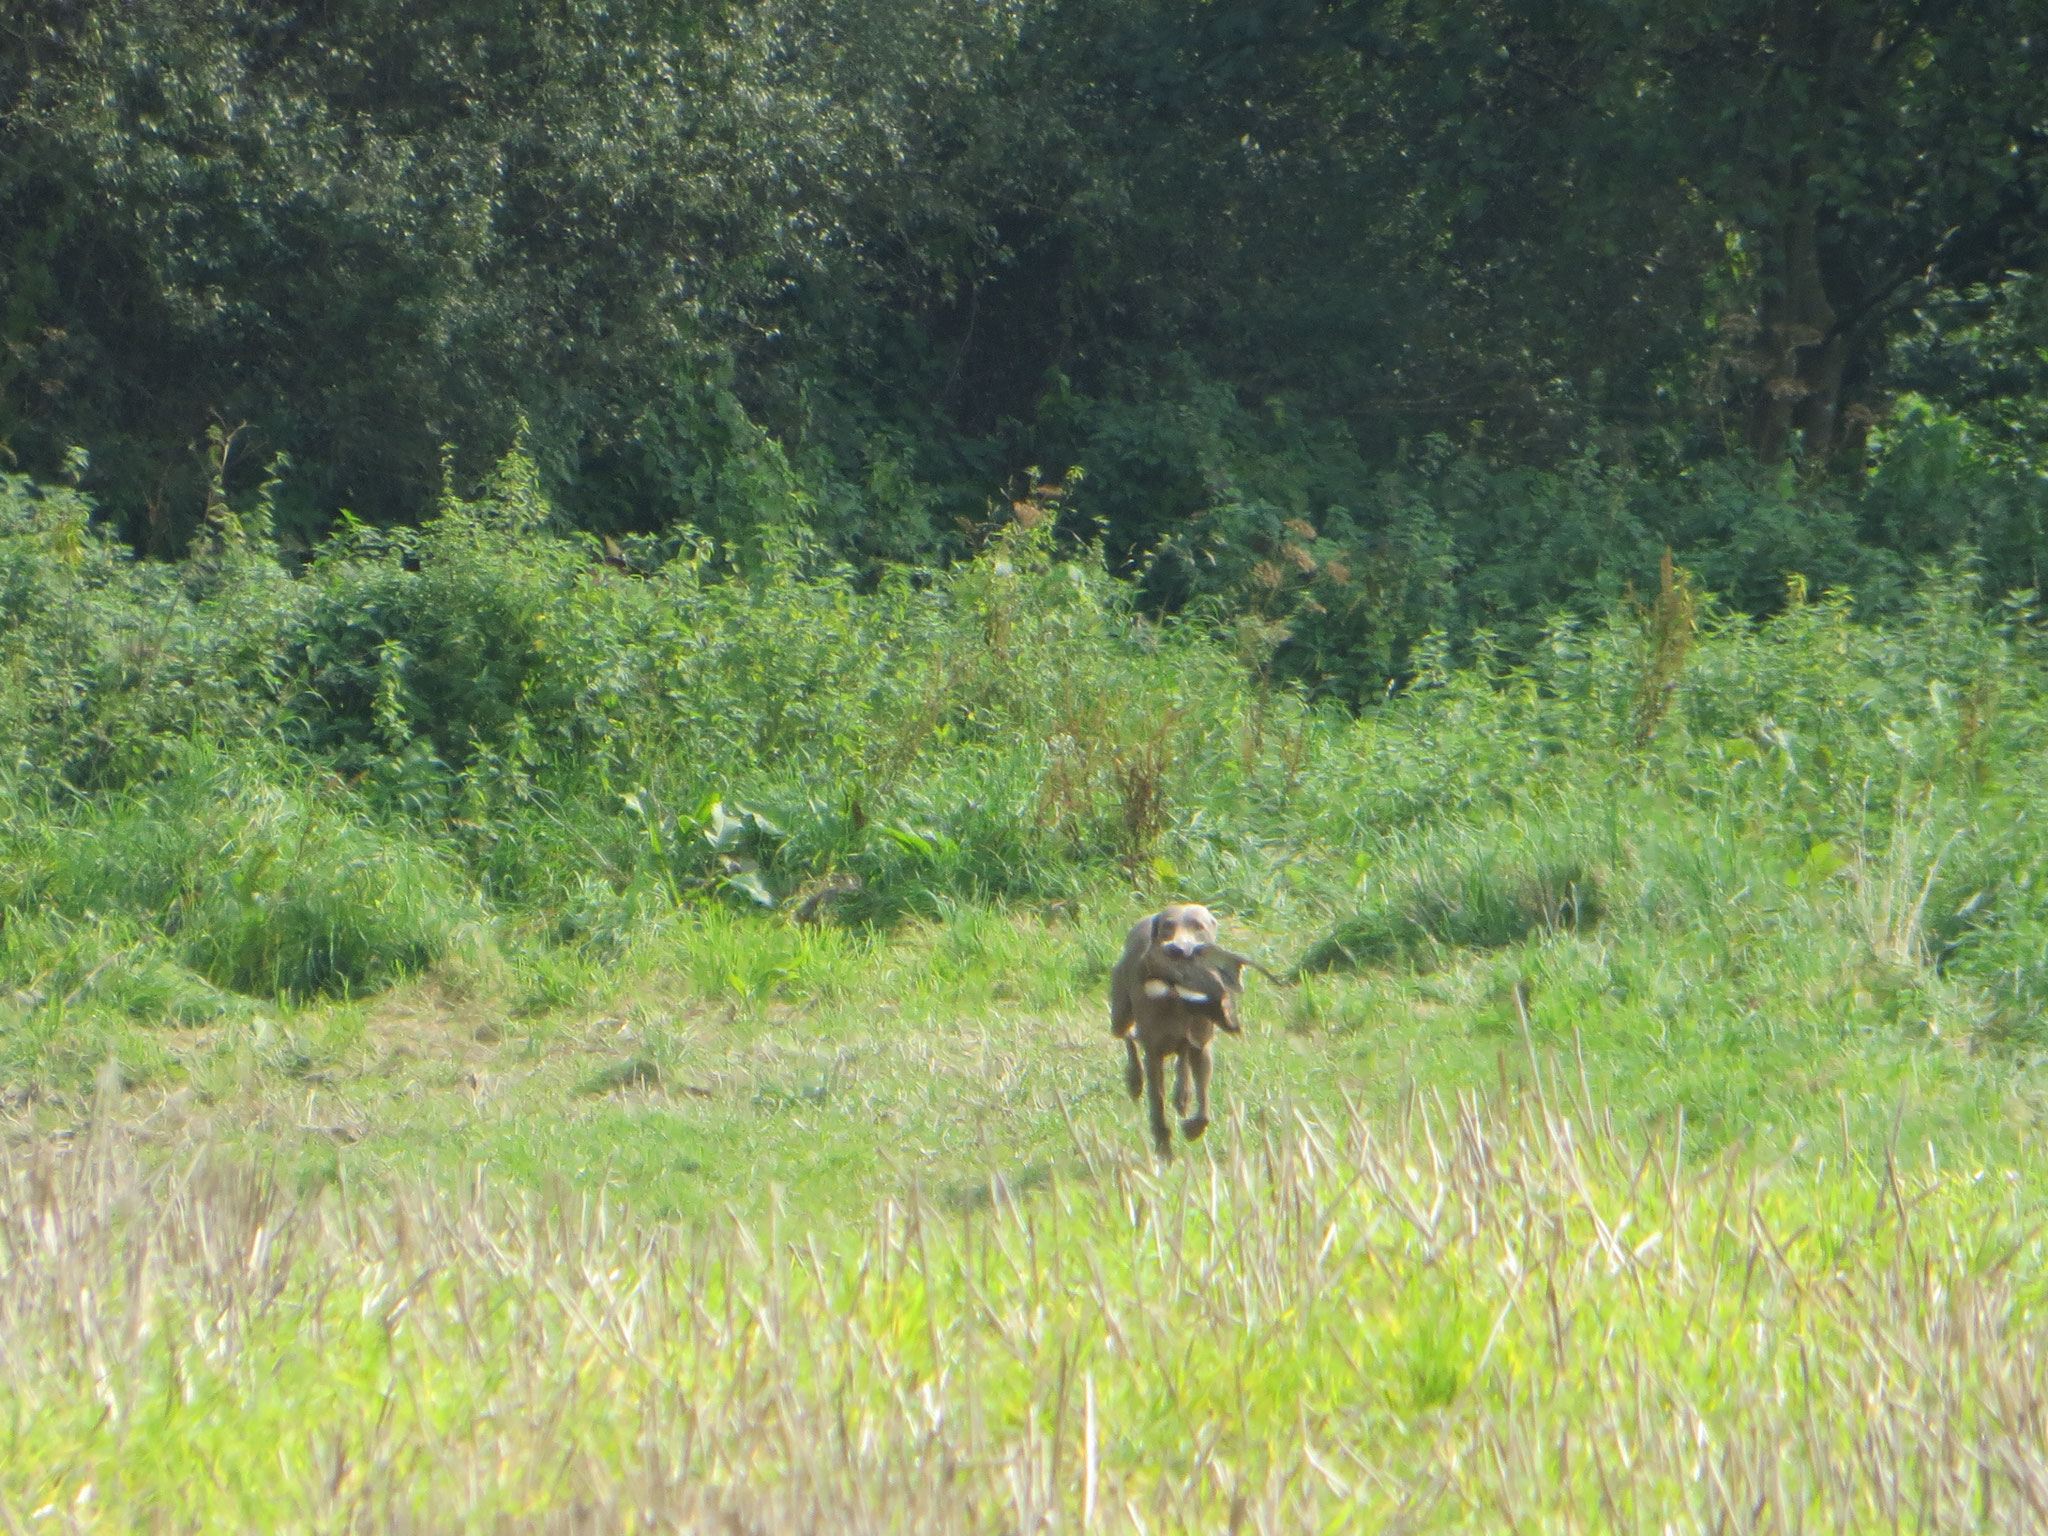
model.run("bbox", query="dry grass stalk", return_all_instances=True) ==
[1632,549,1698,747]
[5,1083,2048,1531]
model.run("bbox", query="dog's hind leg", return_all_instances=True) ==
[1180,1045,1212,1142]
[1123,1036,1144,1102]
[1172,1050,1191,1115]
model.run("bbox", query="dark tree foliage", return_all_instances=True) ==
[872,0,2048,475]
[0,0,1004,545]
[737,0,2047,601]
[1,0,2045,688]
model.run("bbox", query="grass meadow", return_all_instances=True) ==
[8,466,2048,1528]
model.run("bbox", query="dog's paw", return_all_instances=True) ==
[1180,1114,1210,1142]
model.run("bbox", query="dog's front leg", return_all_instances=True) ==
[1143,1048,1174,1157]
[1180,1045,1211,1142]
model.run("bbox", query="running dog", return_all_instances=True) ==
[1109,905,1277,1155]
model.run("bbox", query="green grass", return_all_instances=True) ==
[10,466,2048,1525]
[9,1063,2048,1530]
[7,818,2048,1528]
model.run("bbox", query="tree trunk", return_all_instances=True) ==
[1745,197,1846,463]
[1741,1,1885,474]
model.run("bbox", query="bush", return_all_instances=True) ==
[1303,833,1604,973]
[4,744,477,999]
[9,444,2048,1059]
[0,469,303,788]
[285,454,591,779]
[1055,367,2048,702]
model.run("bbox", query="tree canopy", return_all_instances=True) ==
[3,0,2045,686]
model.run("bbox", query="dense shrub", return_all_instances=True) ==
[6,452,2048,1051]
[4,744,476,998]
[1011,369,2046,705]
[0,471,304,787]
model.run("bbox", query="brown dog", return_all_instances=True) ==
[1110,905,1271,1155]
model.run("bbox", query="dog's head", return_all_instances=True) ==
[1150,903,1218,960]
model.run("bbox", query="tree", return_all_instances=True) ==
[1338,0,2048,467]
[0,0,1009,544]
[1648,1,2047,466]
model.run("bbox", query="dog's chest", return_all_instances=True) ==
[1133,995,1224,1047]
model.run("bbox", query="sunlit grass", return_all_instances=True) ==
[8,1072,2048,1532]
[10,473,2048,1525]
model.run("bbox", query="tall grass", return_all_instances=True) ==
[8,1084,2048,1530]
[6,451,2048,1081]
[9,450,2048,1527]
